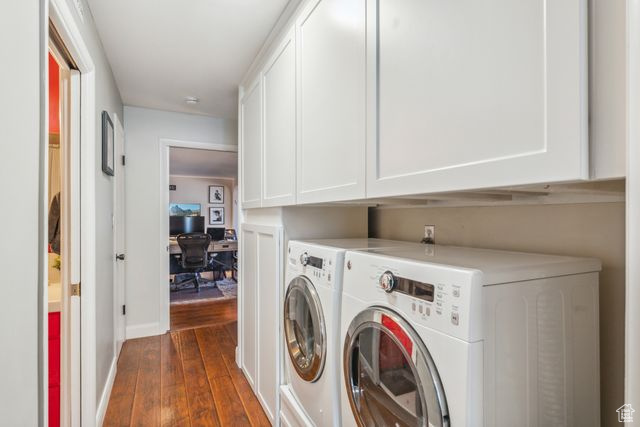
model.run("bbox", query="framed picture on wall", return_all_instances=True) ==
[209,185,224,203]
[101,111,114,176]
[209,207,225,225]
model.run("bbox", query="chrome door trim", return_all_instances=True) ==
[343,306,449,427]
[283,275,327,382]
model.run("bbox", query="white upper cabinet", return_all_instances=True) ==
[240,78,262,208]
[296,0,367,204]
[366,0,589,197]
[262,30,297,207]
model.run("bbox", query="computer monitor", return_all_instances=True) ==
[170,215,205,236]
[206,227,226,241]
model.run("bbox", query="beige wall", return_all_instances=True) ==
[369,202,625,427]
[169,175,235,230]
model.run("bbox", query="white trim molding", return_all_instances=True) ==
[626,0,640,411]
[95,358,117,427]
[126,322,161,340]
[49,0,98,425]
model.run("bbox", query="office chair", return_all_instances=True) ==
[175,232,211,291]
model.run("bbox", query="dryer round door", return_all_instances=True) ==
[283,276,326,382]
[343,306,449,427]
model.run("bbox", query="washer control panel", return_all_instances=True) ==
[344,251,483,342]
[288,242,341,286]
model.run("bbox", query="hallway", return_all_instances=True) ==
[103,321,269,426]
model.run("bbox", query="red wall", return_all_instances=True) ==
[49,53,60,135]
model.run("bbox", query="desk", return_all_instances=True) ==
[169,239,238,255]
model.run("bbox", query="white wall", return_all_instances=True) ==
[124,106,237,336]
[65,0,125,414]
[0,1,41,424]
[169,175,235,230]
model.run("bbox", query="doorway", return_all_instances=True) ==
[159,141,239,332]
[47,23,81,427]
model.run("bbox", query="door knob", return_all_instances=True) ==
[115,253,126,261]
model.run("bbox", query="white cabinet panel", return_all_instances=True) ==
[367,0,588,197]
[240,223,282,423]
[240,228,257,388]
[263,31,297,207]
[241,80,263,208]
[296,0,366,203]
[256,230,280,422]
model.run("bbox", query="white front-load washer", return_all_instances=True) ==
[281,239,415,427]
[340,245,601,427]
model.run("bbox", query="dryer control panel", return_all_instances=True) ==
[344,250,484,342]
[287,241,343,289]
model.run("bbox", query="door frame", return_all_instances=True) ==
[113,114,126,356]
[158,138,238,333]
[49,1,98,425]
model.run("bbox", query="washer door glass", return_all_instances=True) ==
[284,276,326,382]
[344,307,449,427]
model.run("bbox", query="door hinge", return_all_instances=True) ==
[122,305,126,315]
[122,155,126,166]
[71,282,81,297]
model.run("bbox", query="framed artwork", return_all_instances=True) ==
[101,111,114,176]
[169,203,201,216]
[209,185,224,203]
[209,207,225,225]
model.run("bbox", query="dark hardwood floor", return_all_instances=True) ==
[170,297,237,331]
[104,298,269,426]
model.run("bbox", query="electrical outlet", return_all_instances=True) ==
[422,225,435,244]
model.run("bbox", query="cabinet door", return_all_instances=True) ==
[240,223,282,424]
[263,30,296,207]
[367,0,588,197]
[240,79,262,208]
[296,0,366,204]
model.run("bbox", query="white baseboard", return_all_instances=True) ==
[126,322,162,339]
[95,357,117,427]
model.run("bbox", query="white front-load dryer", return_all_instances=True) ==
[281,239,415,427]
[340,245,601,427]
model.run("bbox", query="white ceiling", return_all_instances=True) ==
[169,147,238,178]
[86,0,291,118]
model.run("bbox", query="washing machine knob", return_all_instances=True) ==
[300,252,310,266]
[379,271,397,293]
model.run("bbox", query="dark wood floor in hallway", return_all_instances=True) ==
[103,318,270,426]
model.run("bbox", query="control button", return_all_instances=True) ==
[437,292,443,298]
[379,271,397,293]
[418,305,423,314]
[451,312,459,326]
[328,273,331,281]
[453,288,460,298]
[412,303,416,312]
[425,307,431,316]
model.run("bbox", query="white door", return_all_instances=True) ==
[56,55,82,426]
[366,0,588,198]
[113,114,126,354]
[262,29,296,207]
[240,79,263,209]
[296,0,366,204]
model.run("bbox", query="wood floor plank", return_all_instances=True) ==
[161,332,190,427]
[195,327,230,380]
[210,375,252,426]
[103,338,146,426]
[221,353,271,427]
[180,329,221,426]
[224,322,238,346]
[130,335,162,426]
[171,298,237,331]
